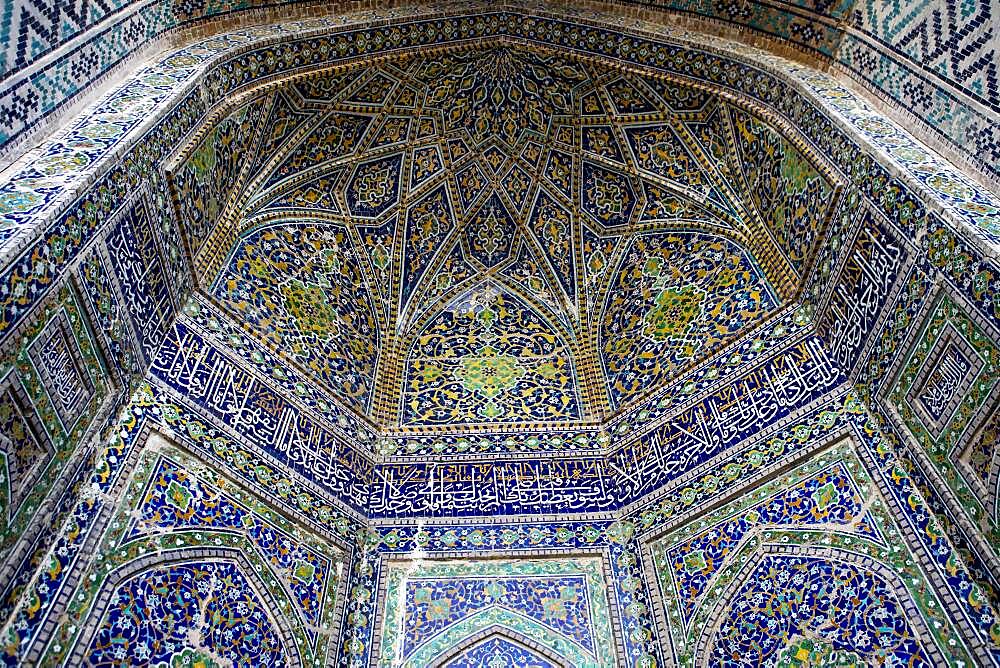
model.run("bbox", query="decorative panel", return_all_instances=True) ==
[103,193,174,365]
[963,409,999,520]
[888,292,1000,537]
[0,376,50,525]
[50,438,347,667]
[86,560,293,667]
[821,208,910,374]
[402,284,583,425]
[166,95,270,257]
[75,250,141,384]
[377,557,618,667]
[212,222,381,415]
[599,230,780,412]
[26,309,94,431]
[729,108,837,275]
[649,442,969,667]
[0,284,108,553]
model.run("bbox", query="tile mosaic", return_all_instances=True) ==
[0,5,993,668]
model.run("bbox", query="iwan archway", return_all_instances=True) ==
[0,3,996,667]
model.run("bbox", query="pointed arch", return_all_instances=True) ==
[406,608,597,667]
[692,545,945,668]
[442,629,572,668]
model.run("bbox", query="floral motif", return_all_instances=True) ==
[86,561,288,668]
[601,231,779,411]
[404,288,581,424]
[213,223,380,413]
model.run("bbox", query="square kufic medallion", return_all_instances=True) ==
[27,308,96,433]
[888,291,1000,526]
[902,323,983,440]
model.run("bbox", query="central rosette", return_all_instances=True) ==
[643,286,707,340]
[456,345,526,398]
[403,290,580,424]
[638,256,708,342]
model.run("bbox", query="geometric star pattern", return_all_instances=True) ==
[2,9,999,668]
[188,46,840,428]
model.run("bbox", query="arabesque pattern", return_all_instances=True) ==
[214,223,381,413]
[0,6,994,668]
[197,46,831,427]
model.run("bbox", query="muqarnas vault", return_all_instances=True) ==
[0,1,997,667]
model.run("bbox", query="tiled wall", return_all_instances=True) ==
[0,4,994,667]
[838,0,998,187]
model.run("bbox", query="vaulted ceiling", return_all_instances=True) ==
[168,44,837,431]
